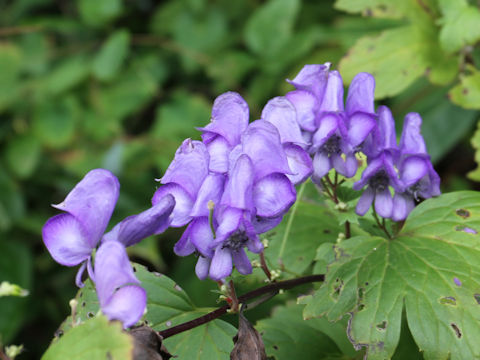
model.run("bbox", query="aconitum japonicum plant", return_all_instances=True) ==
[43,64,480,360]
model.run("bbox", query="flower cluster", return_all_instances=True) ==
[42,169,175,328]
[282,63,440,220]
[152,93,312,281]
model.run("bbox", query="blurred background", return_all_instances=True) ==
[0,0,479,358]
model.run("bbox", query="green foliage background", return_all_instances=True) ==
[0,0,480,358]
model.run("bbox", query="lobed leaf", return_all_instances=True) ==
[300,191,480,359]
[449,66,480,110]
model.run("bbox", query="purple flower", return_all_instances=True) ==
[353,107,402,218]
[42,169,175,327]
[94,241,146,328]
[392,113,440,221]
[261,96,313,184]
[286,66,376,182]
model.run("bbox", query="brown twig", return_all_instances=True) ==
[259,252,272,281]
[157,274,325,339]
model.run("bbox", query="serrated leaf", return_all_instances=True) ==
[244,0,300,56]
[339,23,457,99]
[301,191,480,359]
[264,183,343,276]
[32,96,79,148]
[60,264,236,359]
[42,316,133,360]
[449,66,480,110]
[41,56,90,96]
[256,302,358,359]
[137,266,237,360]
[438,3,480,54]
[92,29,131,82]
[78,0,123,27]
[0,241,32,343]
[4,133,41,179]
[468,121,480,181]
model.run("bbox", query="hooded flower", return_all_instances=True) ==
[42,169,175,327]
[392,112,441,221]
[353,107,401,218]
[285,65,376,182]
[94,241,146,328]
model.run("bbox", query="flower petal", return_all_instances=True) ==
[52,169,119,248]
[105,194,175,247]
[213,207,243,246]
[152,183,194,227]
[348,112,376,148]
[189,217,214,257]
[198,92,249,147]
[221,155,254,211]
[400,112,427,155]
[209,247,232,280]
[399,156,428,189]
[392,193,415,222]
[160,139,209,197]
[252,216,283,234]
[287,63,330,99]
[375,188,393,218]
[285,90,318,132]
[352,155,385,190]
[205,136,230,173]
[195,256,211,280]
[190,174,226,217]
[75,261,88,288]
[283,143,313,184]
[174,223,196,256]
[42,214,92,266]
[241,120,292,180]
[311,114,339,150]
[262,96,305,145]
[253,173,296,218]
[355,187,374,216]
[319,70,344,113]
[312,151,332,180]
[94,242,143,328]
[101,285,146,329]
[232,249,252,275]
[345,72,375,116]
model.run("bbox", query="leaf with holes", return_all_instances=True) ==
[42,315,133,360]
[60,264,236,359]
[256,302,358,359]
[137,265,237,360]
[299,191,480,359]
[263,183,342,277]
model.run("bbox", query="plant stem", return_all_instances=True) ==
[157,274,325,339]
[345,221,351,239]
[228,280,239,312]
[372,209,392,239]
[259,251,272,281]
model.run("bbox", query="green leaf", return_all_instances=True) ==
[41,56,90,96]
[334,0,406,18]
[33,96,79,148]
[0,166,25,231]
[0,241,32,343]
[339,23,457,98]
[152,91,210,169]
[42,316,133,360]
[0,43,22,111]
[92,29,131,82]
[439,4,480,54]
[468,121,480,181]
[449,66,480,110]
[95,54,166,120]
[136,266,237,359]
[78,0,123,27]
[300,191,480,359]
[256,302,357,359]
[264,183,343,276]
[244,0,300,56]
[60,265,236,359]
[4,133,41,179]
